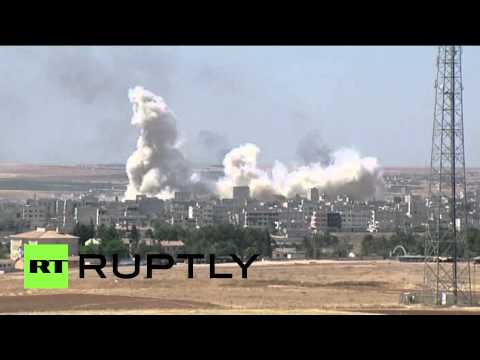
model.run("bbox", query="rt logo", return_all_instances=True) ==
[24,244,69,289]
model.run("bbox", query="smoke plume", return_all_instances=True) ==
[125,87,383,201]
[296,130,332,166]
[125,86,199,200]
[216,144,383,201]
[196,130,231,163]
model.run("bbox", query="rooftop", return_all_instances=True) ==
[160,240,185,247]
[10,228,78,241]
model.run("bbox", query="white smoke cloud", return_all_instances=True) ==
[125,86,193,200]
[216,144,383,200]
[125,87,383,201]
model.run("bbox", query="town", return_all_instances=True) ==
[0,45,479,313]
[2,165,480,273]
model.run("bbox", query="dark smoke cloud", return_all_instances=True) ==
[0,47,178,164]
[46,47,176,104]
[320,169,385,201]
[196,130,231,163]
[296,130,332,166]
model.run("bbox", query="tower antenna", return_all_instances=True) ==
[423,46,473,306]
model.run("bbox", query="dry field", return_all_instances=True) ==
[1,260,480,314]
[0,162,127,200]
[0,162,125,180]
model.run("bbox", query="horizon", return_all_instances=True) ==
[1,161,479,170]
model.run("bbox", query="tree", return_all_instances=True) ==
[79,244,98,255]
[73,221,96,245]
[152,221,187,240]
[94,224,128,260]
[103,224,120,243]
[333,240,353,258]
[168,223,273,258]
[0,243,9,259]
[466,228,480,257]
[307,233,339,258]
[96,224,108,241]
[389,231,424,255]
[129,225,141,256]
[303,236,313,258]
[88,219,95,241]
[136,242,162,257]
[0,206,21,232]
[145,228,154,239]
[101,239,129,260]
[361,234,389,258]
[360,231,425,258]
[245,245,258,258]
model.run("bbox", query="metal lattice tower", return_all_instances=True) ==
[423,46,473,306]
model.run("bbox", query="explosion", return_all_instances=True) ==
[124,87,383,201]
[125,86,195,200]
[216,144,382,200]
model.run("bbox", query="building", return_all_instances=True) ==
[405,194,427,227]
[98,204,123,227]
[271,231,304,246]
[56,199,78,233]
[9,227,79,260]
[367,210,379,232]
[160,240,185,258]
[0,259,15,273]
[174,192,192,202]
[119,203,148,230]
[75,206,97,226]
[310,208,328,232]
[22,198,58,228]
[22,203,49,229]
[136,195,164,215]
[213,204,230,224]
[245,208,279,230]
[338,206,370,232]
[168,202,190,225]
[272,247,306,260]
[327,212,342,230]
[233,186,250,202]
[189,202,214,227]
[79,194,99,208]
[278,205,306,232]
[310,187,320,202]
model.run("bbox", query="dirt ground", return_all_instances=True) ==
[0,162,126,200]
[1,260,480,314]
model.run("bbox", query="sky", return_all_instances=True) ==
[0,46,479,167]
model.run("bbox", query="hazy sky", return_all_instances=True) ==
[1,46,479,167]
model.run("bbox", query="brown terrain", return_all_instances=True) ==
[0,162,125,179]
[0,162,127,200]
[1,260,480,314]
[1,163,480,314]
